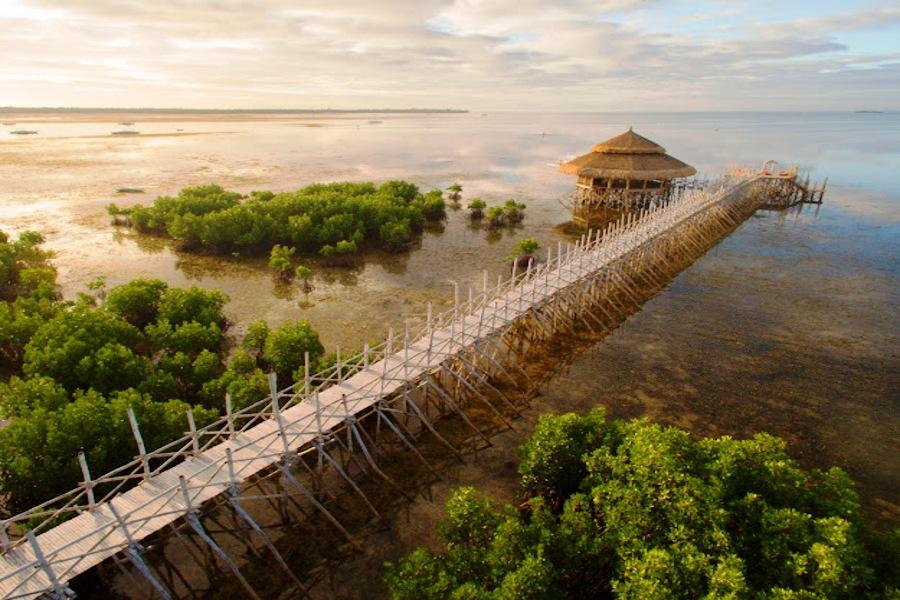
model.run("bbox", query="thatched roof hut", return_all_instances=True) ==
[559,128,696,180]
[560,128,699,227]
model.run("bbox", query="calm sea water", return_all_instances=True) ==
[1,112,898,529]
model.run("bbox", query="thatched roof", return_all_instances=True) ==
[559,128,696,180]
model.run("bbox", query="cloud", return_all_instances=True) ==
[0,0,897,110]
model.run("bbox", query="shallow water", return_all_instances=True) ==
[1,111,898,531]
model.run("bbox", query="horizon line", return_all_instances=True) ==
[1,107,895,115]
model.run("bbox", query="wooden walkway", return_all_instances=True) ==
[0,171,783,599]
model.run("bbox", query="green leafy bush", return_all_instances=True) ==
[467,198,486,219]
[485,206,505,229]
[417,189,446,220]
[105,278,168,328]
[263,320,324,380]
[504,199,527,224]
[242,319,270,357]
[110,180,443,255]
[156,286,228,328]
[22,307,145,394]
[269,244,296,280]
[385,409,898,599]
[0,389,216,512]
[380,219,413,251]
[510,238,540,259]
[335,239,358,254]
[0,230,333,514]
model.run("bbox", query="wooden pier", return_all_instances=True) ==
[755,163,827,209]
[0,168,824,599]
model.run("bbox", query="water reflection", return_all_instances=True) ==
[1,111,897,523]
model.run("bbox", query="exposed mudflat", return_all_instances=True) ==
[3,110,897,598]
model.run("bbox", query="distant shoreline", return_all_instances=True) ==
[0,107,468,115]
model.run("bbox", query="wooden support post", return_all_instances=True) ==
[424,373,491,445]
[269,372,292,459]
[127,407,151,479]
[108,504,173,600]
[179,476,262,600]
[27,531,74,599]
[226,449,310,598]
[375,400,441,476]
[336,346,343,381]
[348,419,413,501]
[187,407,200,455]
[0,522,10,554]
[225,393,235,437]
[402,385,463,460]
[78,450,96,510]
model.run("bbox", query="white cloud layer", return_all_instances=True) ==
[1,0,898,110]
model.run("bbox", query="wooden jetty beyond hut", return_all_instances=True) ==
[559,128,698,228]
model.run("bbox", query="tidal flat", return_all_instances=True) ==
[2,109,897,545]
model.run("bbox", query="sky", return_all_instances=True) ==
[1,0,899,111]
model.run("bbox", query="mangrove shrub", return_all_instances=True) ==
[385,409,898,599]
[111,180,446,255]
[0,237,332,514]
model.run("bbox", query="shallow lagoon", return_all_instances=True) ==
[1,111,897,535]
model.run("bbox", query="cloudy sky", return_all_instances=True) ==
[2,0,898,111]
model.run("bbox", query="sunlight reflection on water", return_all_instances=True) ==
[1,111,897,522]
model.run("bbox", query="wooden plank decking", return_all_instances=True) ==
[0,174,763,599]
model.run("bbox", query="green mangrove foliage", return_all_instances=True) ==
[385,409,899,599]
[510,238,540,260]
[1,231,60,369]
[0,231,328,513]
[108,180,446,255]
[468,198,486,220]
[485,205,505,229]
[295,265,313,293]
[503,199,527,224]
[200,318,324,412]
[473,199,527,229]
[447,183,463,203]
[269,244,296,280]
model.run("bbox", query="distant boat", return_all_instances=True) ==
[111,130,139,135]
[10,130,38,135]
[176,128,184,132]
[116,187,144,193]
[855,110,884,114]
[368,120,382,124]
[119,121,135,125]
[2,122,15,126]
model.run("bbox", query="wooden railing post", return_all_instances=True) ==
[304,351,310,396]
[225,393,235,437]
[28,531,71,598]
[77,450,96,510]
[0,521,10,554]
[269,372,291,457]
[186,407,199,455]
[127,407,151,479]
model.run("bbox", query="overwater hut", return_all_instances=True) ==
[559,128,697,228]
